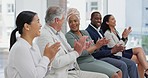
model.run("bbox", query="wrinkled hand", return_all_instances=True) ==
[43,42,60,61]
[122,27,132,38]
[95,37,109,49]
[111,44,125,54]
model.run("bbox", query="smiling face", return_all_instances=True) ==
[91,12,102,28]
[106,15,116,28]
[28,15,42,37]
[68,15,80,32]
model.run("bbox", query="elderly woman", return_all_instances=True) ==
[65,8,125,78]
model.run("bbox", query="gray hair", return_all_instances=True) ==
[45,6,64,24]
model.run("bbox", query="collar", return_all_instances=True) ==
[89,24,101,31]
[17,37,35,50]
[44,24,60,35]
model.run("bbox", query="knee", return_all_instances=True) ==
[118,61,127,71]
[120,62,127,69]
[134,47,144,52]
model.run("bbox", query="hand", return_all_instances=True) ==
[122,27,132,38]
[111,44,125,54]
[95,37,109,49]
[43,42,60,61]
[74,40,83,55]
[77,36,88,48]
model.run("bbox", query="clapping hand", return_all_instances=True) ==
[74,36,89,55]
[122,27,132,38]
[111,44,125,54]
[95,37,110,49]
[43,42,61,61]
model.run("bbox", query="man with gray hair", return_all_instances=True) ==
[36,6,109,78]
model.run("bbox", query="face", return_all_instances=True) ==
[106,15,116,28]
[68,15,80,32]
[91,13,102,28]
[29,15,42,37]
[56,15,65,31]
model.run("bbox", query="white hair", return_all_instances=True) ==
[45,6,64,24]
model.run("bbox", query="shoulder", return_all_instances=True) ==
[81,30,90,36]
[104,30,112,35]
[65,31,74,38]
[10,40,29,55]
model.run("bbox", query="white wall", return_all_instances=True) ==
[15,0,47,25]
[126,0,142,33]
[108,0,126,34]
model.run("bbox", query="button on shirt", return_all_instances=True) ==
[6,37,50,78]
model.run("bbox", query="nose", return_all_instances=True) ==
[40,23,42,27]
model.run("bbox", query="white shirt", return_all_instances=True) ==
[36,25,79,78]
[6,37,50,78]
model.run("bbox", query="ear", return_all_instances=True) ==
[54,18,59,24]
[106,21,109,25]
[24,23,30,31]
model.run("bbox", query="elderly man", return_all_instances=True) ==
[36,6,108,78]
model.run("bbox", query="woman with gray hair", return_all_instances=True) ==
[36,6,109,78]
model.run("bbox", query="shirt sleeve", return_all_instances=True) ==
[37,29,79,69]
[14,46,50,78]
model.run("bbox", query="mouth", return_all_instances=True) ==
[97,23,101,26]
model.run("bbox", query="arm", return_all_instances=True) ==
[104,31,125,48]
[37,30,79,68]
[65,32,90,56]
[14,46,50,78]
[92,48,112,59]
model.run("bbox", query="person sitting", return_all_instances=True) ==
[86,11,139,78]
[36,6,109,78]
[65,8,123,78]
[101,14,148,78]
[5,11,60,78]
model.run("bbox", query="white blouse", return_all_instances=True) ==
[104,30,125,56]
[6,37,50,78]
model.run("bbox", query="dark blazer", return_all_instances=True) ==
[86,24,117,59]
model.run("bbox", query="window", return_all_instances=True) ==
[91,2,98,6]
[7,4,14,13]
[91,7,98,11]
[90,2,98,11]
